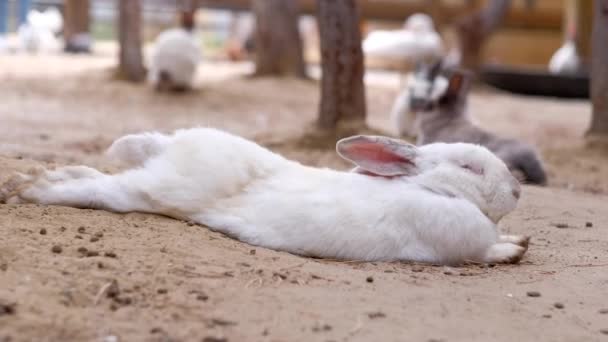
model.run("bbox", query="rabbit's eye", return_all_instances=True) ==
[461,164,484,175]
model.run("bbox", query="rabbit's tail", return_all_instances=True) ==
[106,132,172,168]
[512,150,547,186]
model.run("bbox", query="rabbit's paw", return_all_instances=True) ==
[0,167,46,204]
[499,235,530,251]
[484,243,527,264]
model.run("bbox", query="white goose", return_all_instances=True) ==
[363,13,443,62]
[548,25,581,75]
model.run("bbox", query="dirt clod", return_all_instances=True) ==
[157,288,168,294]
[554,302,564,309]
[0,302,16,316]
[77,226,86,233]
[273,272,287,280]
[90,236,99,242]
[210,318,237,327]
[114,297,132,305]
[51,245,62,254]
[202,337,228,342]
[600,329,608,335]
[86,251,99,257]
[150,327,163,334]
[366,276,374,283]
[552,223,569,229]
[39,228,46,235]
[586,222,593,227]
[599,309,608,314]
[368,311,386,319]
[311,323,332,332]
[104,252,117,258]
[106,280,120,298]
[249,249,256,255]
[527,291,542,298]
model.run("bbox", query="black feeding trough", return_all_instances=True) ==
[479,64,589,99]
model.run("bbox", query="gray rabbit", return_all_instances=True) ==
[391,62,547,185]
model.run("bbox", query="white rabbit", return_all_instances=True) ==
[148,28,201,92]
[0,128,528,265]
[18,7,62,54]
[33,7,63,34]
[18,22,58,53]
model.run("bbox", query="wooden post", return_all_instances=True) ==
[588,0,608,136]
[64,0,91,53]
[252,0,307,78]
[574,0,593,63]
[316,0,366,130]
[118,0,146,82]
[455,0,512,71]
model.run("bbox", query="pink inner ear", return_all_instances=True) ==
[352,167,397,179]
[350,142,413,164]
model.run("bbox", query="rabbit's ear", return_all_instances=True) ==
[336,136,419,176]
[443,70,471,100]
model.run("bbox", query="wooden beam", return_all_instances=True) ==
[197,0,563,30]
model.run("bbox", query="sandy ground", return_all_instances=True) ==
[1,50,608,342]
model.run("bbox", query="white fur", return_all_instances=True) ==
[390,81,416,137]
[31,7,63,34]
[148,28,201,89]
[0,128,526,265]
[106,132,172,167]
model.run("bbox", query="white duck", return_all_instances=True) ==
[363,13,443,62]
[548,25,581,75]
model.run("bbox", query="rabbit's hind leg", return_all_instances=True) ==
[106,132,172,168]
[1,167,154,214]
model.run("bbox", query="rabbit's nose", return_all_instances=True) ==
[512,188,521,199]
